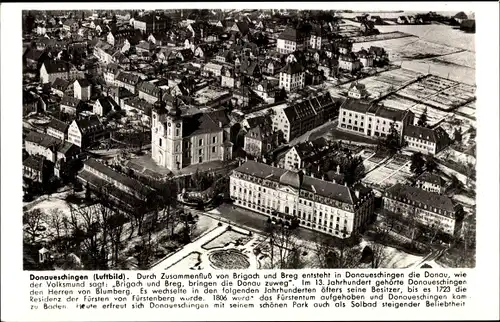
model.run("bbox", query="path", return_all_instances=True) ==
[150,225,227,271]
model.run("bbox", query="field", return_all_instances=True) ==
[352,37,462,60]
[340,68,423,99]
[348,31,413,43]
[430,50,476,69]
[362,154,412,189]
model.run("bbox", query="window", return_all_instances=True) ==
[212,136,216,144]
[199,149,202,155]
[159,138,162,147]
[199,139,203,146]
[175,129,179,136]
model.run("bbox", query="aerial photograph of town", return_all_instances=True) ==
[22,8,476,271]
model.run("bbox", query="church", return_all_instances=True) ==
[151,96,233,170]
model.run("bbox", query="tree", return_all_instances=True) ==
[85,182,92,201]
[425,156,437,173]
[417,108,428,127]
[410,152,425,174]
[23,12,36,34]
[314,234,339,269]
[108,213,127,268]
[453,128,463,143]
[49,209,65,240]
[23,209,47,245]
[112,14,117,24]
[335,237,360,268]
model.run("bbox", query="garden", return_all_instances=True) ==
[208,249,251,269]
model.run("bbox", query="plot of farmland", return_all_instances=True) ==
[362,155,412,189]
[349,31,413,43]
[431,50,476,69]
[353,37,462,61]
[378,95,450,126]
[374,68,423,87]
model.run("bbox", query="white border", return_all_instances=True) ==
[2,2,499,321]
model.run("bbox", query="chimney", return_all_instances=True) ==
[219,121,223,128]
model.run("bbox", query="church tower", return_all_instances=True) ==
[164,96,183,170]
[152,99,168,167]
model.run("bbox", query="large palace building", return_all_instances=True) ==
[230,161,375,239]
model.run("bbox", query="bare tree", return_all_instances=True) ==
[23,209,47,245]
[273,223,301,269]
[49,209,65,240]
[370,242,387,268]
[108,213,126,268]
[313,233,338,269]
[336,237,360,269]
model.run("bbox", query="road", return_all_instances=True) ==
[189,203,322,244]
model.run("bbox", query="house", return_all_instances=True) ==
[107,86,135,110]
[93,96,119,116]
[338,99,414,143]
[60,95,84,115]
[276,25,310,54]
[51,78,72,97]
[107,29,139,46]
[273,92,336,142]
[46,118,69,141]
[239,59,261,79]
[453,12,468,24]
[62,19,79,33]
[67,115,107,148]
[244,122,276,157]
[138,81,162,104]
[77,158,152,210]
[347,82,369,100]
[23,155,50,184]
[23,49,48,70]
[280,138,329,171]
[338,52,362,73]
[383,183,462,236]
[133,14,169,34]
[148,32,169,46]
[123,97,153,120]
[279,62,305,92]
[397,16,409,24]
[261,59,283,76]
[357,49,374,68]
[40,60,79,84]
[231,21,250,36]
[230,161,375,238]
[221,67,236,88]
[318,58,339,79]
[151,99,233,170]
[403,125,450,155]
[156,47,176,65]
[416,172,446,195]
[253,79,278,104]
[215,50,235,64]
[115,71,141,94]
[176,48,194,62]
[103,63,121,85]
[135,41,156,57]
[73,78,92,101]
[93,40,114,64]
[202,63,223,77]
[24,131,61,163]
[194,43,216,58]
[369,46,388,64]
[338,40,353,55]
[112,51,130,65]
[309,25,324,50]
